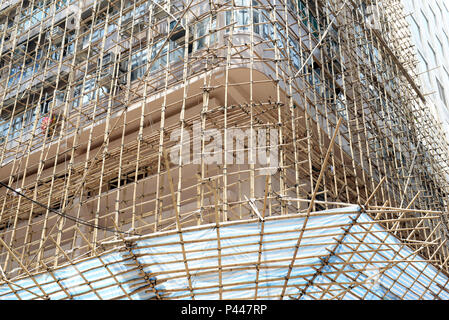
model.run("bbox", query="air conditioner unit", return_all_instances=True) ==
[135,16,148,33]
[98,69,113,87]
[120,16,148,37]
[119,60,128,73]
[48,26,64,44]
[148,21,167,39]
[75,40,89,62]
[66,14,79,30]
[100,52,116,65]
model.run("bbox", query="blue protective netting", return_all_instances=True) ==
[1,205,448,300]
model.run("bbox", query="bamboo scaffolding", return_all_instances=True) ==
[0,0,448,300]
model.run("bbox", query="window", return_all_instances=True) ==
[288,35,301,69]
[40,99,50,115]
[0,121,9,143]
[170,39,184,63]
[120,1,147,34]
[261,12,273,40]
[122,17,197,82]
[19,0,47,32]
[23,107,36,133]
[194,16,217,50]
[74,78,97,108]
[8,64,21,86]
[149,39,168,72]
[49,42,62,64]
[55,0,76,11]
[10,114,23,140]
[226,0,250,32]
[0,106,36,143]
[64,31,76,56]
[130,49,147,81]
[297,0,320,39]
[225,0,261,34]
[88,27,104,43]
[304,61,321,90]
[82,18,116,48]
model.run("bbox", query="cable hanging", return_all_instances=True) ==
[0,181,138,236]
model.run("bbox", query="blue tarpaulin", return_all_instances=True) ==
[1,205,448,300]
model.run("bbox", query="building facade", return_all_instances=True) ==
[0,0,449,299]
[403,0,449,143]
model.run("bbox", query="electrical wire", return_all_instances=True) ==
[0,181,138,236]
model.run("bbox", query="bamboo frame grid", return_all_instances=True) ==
[0,0,448,300]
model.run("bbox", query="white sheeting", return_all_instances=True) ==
[0,205,448,300]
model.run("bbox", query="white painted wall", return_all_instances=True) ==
[402,0,449,141]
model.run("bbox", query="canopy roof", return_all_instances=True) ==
[1,205,448,300]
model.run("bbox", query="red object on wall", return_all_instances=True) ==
[41,114,57,135]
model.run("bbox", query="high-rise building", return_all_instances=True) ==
[0,0,449,300]
[402,0,449,143]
